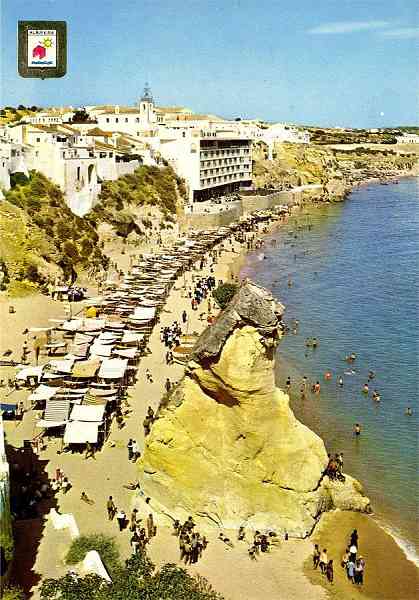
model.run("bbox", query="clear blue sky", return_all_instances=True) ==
[1,0,418,127]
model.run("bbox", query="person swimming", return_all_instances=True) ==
[372,390,381,402]
[346,352,357,363]
[368,370,375,381]
[362,383,369,394]
[405,407,413,416]
[338,376,344,387]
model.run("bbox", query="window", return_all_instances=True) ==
[106,118,110,123]
[125,118,129,123]
[36,137,41,142]
[77,166,81,181]
[136,118,139,123]
[115,118,119,123]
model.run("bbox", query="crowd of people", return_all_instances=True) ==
[313,529,366,587]
[173,516,209,565]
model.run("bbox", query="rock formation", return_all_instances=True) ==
[139,281,371,536]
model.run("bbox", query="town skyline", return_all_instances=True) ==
[1,0,418,129]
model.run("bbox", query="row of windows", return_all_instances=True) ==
[105,116,141,124]
[201,165,250,175]
[200,148,250,158]
[200,172,248,186]
[201,157,248,167]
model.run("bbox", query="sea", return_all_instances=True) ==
[240,177,419,565]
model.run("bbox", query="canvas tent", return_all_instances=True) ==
[64,421,99,444]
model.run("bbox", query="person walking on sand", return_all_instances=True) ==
[313,544,320,569]
[107,496,116,520]
[326,560,334,583]
[131,440,139,462]
[127,438,134,461]
[350,529,358,547]
[85,441,96,460]
[346,559,355,583]
[319,548,328,574]
[116,509,127,531]
[147,513,155,538]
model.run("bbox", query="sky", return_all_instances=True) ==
[1,0,418,128]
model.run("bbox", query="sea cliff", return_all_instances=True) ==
[139,281,370,536]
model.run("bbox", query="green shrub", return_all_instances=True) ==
[65,534,120,575]
[213,282,238,309]
[2,586,25,600]
[10,172,29,188]
[41,548,224,600]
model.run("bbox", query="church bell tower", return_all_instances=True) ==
[139,82,156,126]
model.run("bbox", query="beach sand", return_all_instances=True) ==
[1,215,417,600]
[306,511,419,600]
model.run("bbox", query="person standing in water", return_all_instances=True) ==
[353,423,362,436]
[338,376,344,387]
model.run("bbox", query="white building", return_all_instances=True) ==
[396,133,419,144]
[6,123,135,215]
[158,128,252,203]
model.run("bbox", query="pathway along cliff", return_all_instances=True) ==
[138,281,370,536]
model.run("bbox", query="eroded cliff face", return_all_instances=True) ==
[139,282,370,535]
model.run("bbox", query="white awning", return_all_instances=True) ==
[16,366,44,380]
[70,404,105,422]
[48,359,75,374]
[37,419,67,428]
[29,384,57,402]
[64,421,99,444]
[131,306,156,321]
[121,332,144,344]
[90,343,113,358]
[113,348,138,359]
[98,358,128,379]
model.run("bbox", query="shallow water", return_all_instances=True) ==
[241,177,419,562]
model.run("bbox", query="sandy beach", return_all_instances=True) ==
[1,212,418,600]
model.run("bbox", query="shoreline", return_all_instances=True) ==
[1,176,417,599]
[237,180,419,598]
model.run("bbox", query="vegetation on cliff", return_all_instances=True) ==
[212,282,238,309]
[90,165,186,238]
[41,536,224,600]
[252,141,417,193]
[0,171,108,293]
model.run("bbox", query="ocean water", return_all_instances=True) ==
[241,177,419,563]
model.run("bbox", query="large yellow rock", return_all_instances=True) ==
[139,282,370,535]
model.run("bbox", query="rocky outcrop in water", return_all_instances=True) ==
[139,281,371,535]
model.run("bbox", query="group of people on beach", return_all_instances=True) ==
[173,516,209,564]
[313,530,366,588]
[190,274,217,312]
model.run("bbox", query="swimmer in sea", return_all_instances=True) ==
[285,376,291,391]
[312,337,318,349]
[338,376,344,387]
[405,407,412,416]
[324,371,332,381]
[368,370,375,381]
[362,383,369,395]
[372,390,381,402]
